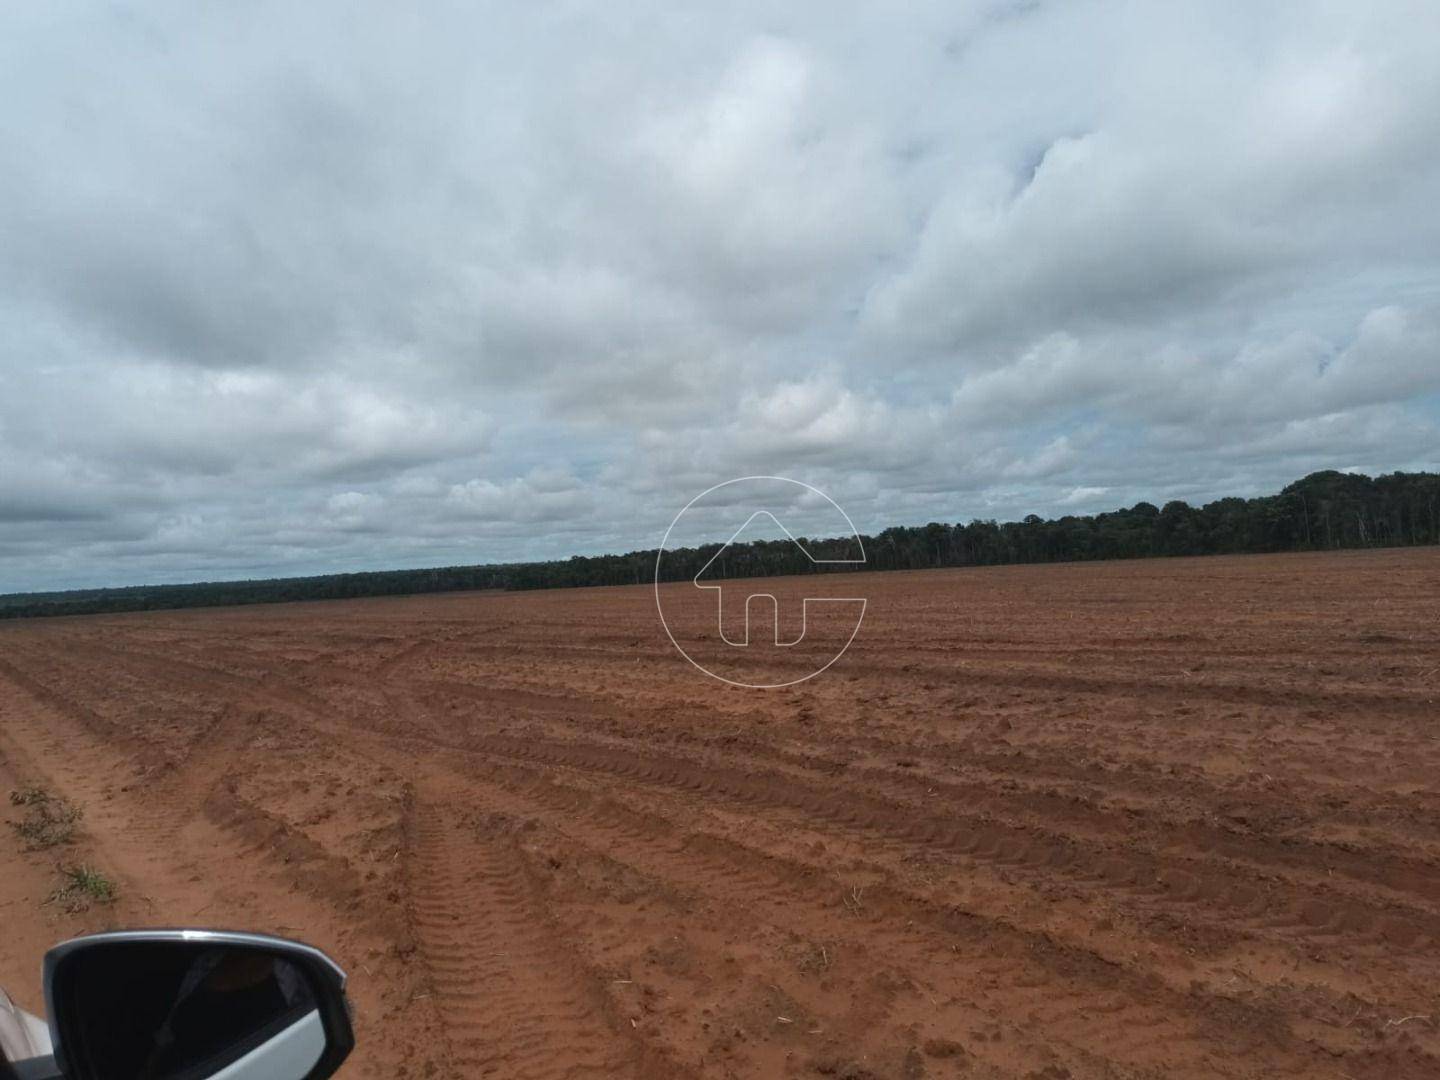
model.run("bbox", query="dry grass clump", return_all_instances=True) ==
[9,787,83,850]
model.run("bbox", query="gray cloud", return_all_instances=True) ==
[2,1,1439,591]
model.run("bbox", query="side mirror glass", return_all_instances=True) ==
[43,931,353,1080]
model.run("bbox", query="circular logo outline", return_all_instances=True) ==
[654,476,867,689]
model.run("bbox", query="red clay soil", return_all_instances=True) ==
[2,548,1438,1079]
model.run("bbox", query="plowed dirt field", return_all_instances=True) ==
[2,549,1439,1078]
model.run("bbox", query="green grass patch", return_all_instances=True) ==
[49,864,116,912]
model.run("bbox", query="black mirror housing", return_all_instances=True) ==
[43,931,354,1080]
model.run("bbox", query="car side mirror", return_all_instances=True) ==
[42,930,353,1080]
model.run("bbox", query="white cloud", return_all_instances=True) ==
[1,1,1439,590]
[1059,486,1110,506]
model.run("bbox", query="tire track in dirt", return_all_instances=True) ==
[411,632,1440,717]
[0,642,446,1079]
[39,638,680,1078]
[436,757,1357,1078]
[35,627,1440,1009]
[371,711,1440,1065]
[270,688,1382,1077]
[450,730,1440,957]
[81,633,1428,1065]
[438,687,1440,921]
[404,792,648,1080]
[25,639,1088,1077]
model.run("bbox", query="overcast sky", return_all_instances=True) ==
[3,2,1439,592]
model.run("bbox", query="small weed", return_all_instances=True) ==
[787,939,834,975]
[842,884,866,914]
[9,790,82,850]
[49,864,116,912]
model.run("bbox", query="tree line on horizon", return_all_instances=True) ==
[2,469,1436,619]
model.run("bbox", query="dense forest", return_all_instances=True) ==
[2,469,1436,619]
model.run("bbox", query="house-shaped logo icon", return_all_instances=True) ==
[656,476,870,688]
[693,510,866,647]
